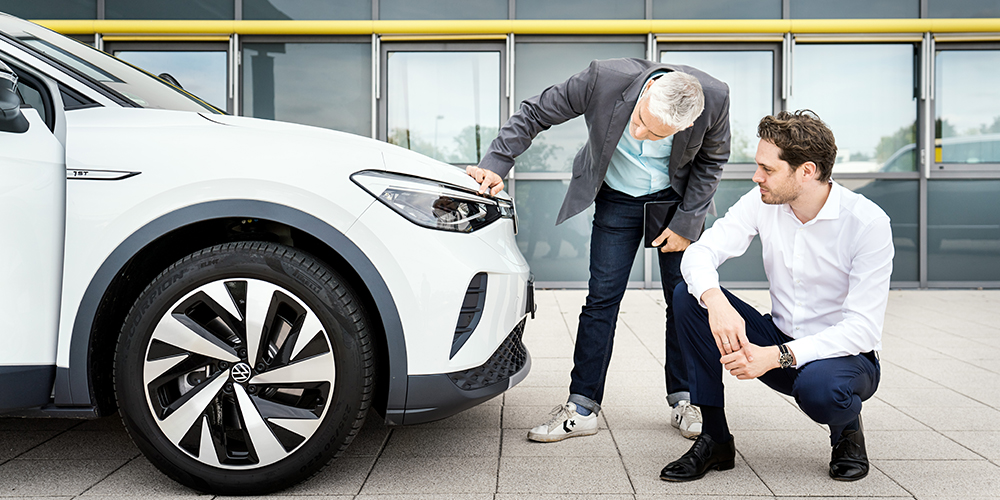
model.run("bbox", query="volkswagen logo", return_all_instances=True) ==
[230,362,252,383]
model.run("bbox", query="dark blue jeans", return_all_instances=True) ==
[674,282,881,445]
[568,183,689,414]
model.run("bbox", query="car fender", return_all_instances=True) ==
[56,200,407,419]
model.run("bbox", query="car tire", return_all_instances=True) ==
[115,241,373,494]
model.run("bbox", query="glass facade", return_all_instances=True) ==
[378,0,507,20]
[660,50,773,163]
[386,51,501,164]
[935,50,1000,165]
[105,0,234,20]
[929,0,1000,18]
[514,42,645,173]
[928,180,1000,282]
[515,181,645,283]
[242,42,371,136]
[789,44,918,174]
[242,0,371,20]
[517,0,645,20]
[0,0,96,19]
[653,0,781,19]
[790,0,918,18]
[512,41,646,284]
[114,51,228,111]
[24,4,1000,286]
[845,180,919,282]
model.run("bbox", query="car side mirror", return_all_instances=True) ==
[0,63,29,134]
[158,72,183,89]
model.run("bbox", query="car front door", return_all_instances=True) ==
[0,59,66,410]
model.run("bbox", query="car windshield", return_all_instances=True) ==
[0,14,222,114]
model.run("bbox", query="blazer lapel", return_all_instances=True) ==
[668,127,693,169]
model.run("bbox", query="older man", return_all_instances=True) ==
[466,58,731,441]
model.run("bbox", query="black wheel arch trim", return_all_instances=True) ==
[58,200,407,421]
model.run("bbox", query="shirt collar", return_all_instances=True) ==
[780,180,841,224]
[814,181,841,221]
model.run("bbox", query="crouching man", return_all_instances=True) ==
[660,110,893,483]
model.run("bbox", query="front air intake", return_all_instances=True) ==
[450,272,487,359]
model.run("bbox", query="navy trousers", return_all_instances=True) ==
[569,183,689,414]
[674,282,880,445]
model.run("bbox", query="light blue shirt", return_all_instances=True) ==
[604,73,673,197]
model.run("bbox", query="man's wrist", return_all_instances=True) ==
[777,343,795,369]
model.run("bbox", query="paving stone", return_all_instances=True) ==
[341,413,390,457]
[499,495,633,500]
[80,457,208,497]
[611,428,695,458]
[19,430,140,460]
[502,387,571,407]
[939,431,1000,461]
[0,459,126,497]
[357,495,493,500]
[873,387,983,407]
[498,456,632,494]
[283,456,376,496]
[897,403,1000,431]
[515,369,572,388]
[361,456,497,494]
[866,430,983,460]
[379,427,500,459]
[0,431,59,460]
[748,455,910,497]
[857,400,932,431]
[875,460,1000,497]
[0,418,80,432]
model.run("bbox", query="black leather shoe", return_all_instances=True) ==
[830,416,869,481]
[660,433,736,482]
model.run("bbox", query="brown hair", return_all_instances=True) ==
[757,110,837,183]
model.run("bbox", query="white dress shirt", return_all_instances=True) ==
[681,182,894,367]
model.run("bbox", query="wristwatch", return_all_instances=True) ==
[778,344,794,369]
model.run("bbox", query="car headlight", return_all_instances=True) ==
[351,170,516,234]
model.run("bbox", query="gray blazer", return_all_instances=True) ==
[478,58,731,242]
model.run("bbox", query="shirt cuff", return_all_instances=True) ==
[785,337,820,368]
[686,274,720,309]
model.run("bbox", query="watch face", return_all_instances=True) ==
[779,353,794,368]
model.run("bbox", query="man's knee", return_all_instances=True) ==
[673,282,701,313]
[792,368,857,425]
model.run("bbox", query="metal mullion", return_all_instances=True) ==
[229,33,238,114]
[920,32,933,287]
[372,34,379,139]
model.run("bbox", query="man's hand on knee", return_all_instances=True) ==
[702,288,752,359]
[722,344,780,380]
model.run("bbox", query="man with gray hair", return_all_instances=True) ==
[467,58,730,442]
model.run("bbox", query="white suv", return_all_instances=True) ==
[0,13,533,494]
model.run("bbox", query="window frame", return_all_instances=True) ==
[238,35,373,136]
[656,41,782,176]
[103,41,231,113]
[929,41,1000,178]
[376,39,509,166]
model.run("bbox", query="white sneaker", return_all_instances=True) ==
[527,403,599,442]
[671,401,702,440]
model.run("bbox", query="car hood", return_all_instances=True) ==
[201,113,507,200]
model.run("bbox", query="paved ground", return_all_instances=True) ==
[2,289,1000,499]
